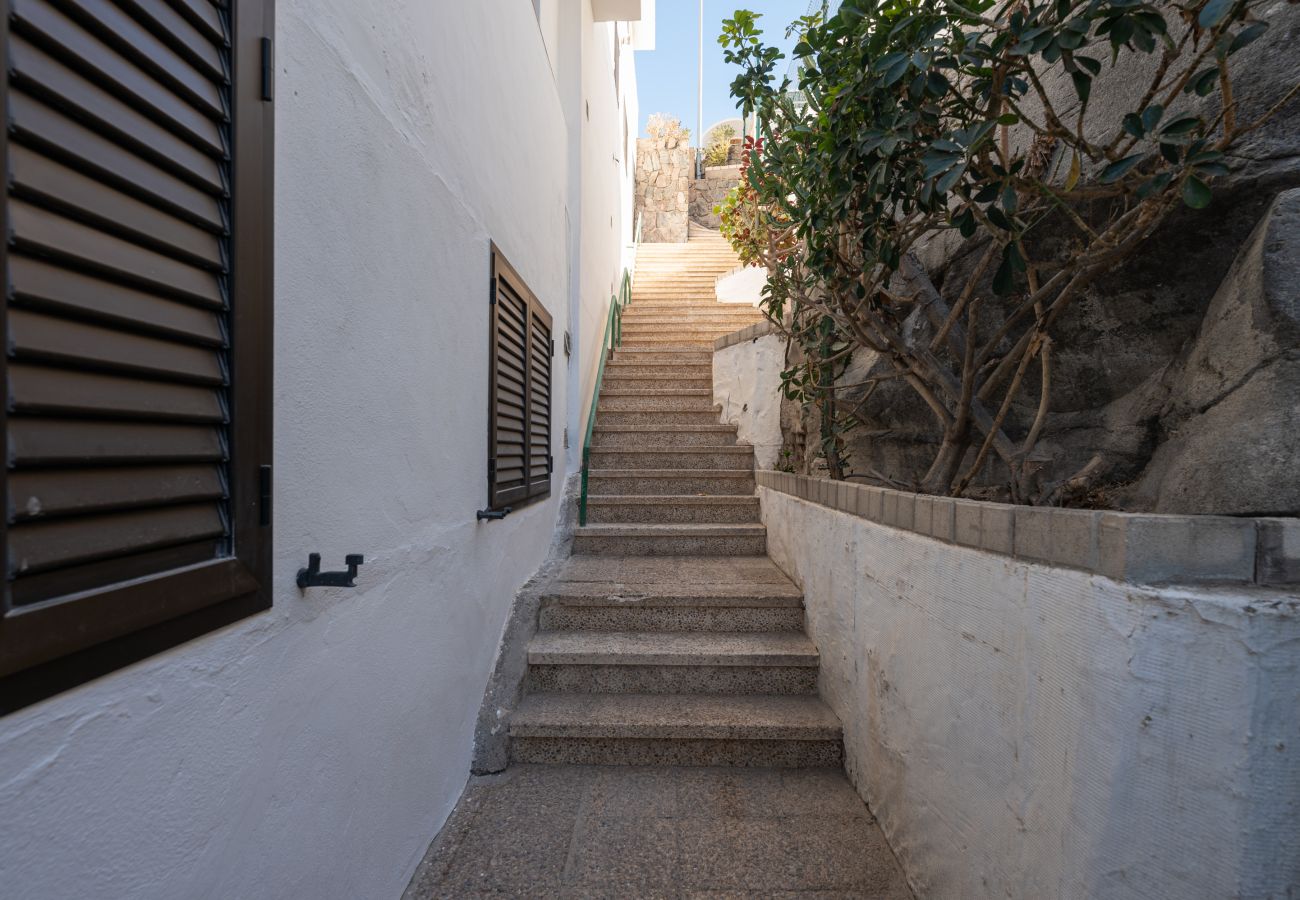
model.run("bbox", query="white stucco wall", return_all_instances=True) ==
[573,12,640,467]
[760,487,1300,900]
[0,3,638,899]
[715,264,766,304]
[713,332,785,469]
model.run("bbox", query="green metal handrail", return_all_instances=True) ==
[579,268,632,526]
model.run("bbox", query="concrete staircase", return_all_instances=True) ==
[508,226,843,768]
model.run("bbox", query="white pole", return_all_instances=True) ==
[697,0,704,178]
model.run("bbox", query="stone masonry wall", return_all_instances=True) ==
[689,165,740,229]
[634,136,692,242]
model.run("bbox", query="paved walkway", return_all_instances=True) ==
[403,764,913,898]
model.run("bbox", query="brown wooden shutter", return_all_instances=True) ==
[0,0,274,713]
[488,244,552,512]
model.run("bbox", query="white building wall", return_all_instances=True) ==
[573,14,640,467]
[0,2,642,898]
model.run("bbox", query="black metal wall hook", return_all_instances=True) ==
[297,553,364,589]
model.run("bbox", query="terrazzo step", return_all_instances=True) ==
[597,389,715,411]
[594,409,728,427]
[591,425,739,448]
[585,494,759,524]
[539,598,804,633]
[586,469,756,495]
[609,348,712,365]
[600,375,713,391]
[508,693,842,767]
[525,631,818,695]
[588,447,755,471]
[602,363,712,379]
[619,337,728,347]
[620,315,764,327]
[572,523,767,556]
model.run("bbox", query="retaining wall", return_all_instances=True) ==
[757,470,1299,899]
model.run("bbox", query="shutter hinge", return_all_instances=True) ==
[261,38,274,102]
[489,279,497,305]
[547,454,554,474]
[549,337,555,357]
[488,458,496,476]
[258,465,272,526]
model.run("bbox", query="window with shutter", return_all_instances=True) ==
[0,0,274,713]
[488,243,552,513]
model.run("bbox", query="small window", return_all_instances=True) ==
[487,244,553,512]
[0,0,274,713]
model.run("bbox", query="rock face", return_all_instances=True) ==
[634,136,692,242]
[1122,190,1300,514]
[775,5,1300,515]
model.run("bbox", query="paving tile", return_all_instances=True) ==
[584,766,680,819]
[406,764,913,898]
[676,817,806,891]
[672,766,788,819]
[431,806,573,895]
[564,816,679,891]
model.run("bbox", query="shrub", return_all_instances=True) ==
[719,1,1294,499]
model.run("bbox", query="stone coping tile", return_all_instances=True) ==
[759,472,1297,588]
[713,320,780,351]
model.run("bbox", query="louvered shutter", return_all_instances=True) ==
[488,244,552,512]
[0,0,273,712]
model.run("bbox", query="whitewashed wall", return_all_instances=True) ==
[760,486,1300,900]
[0,2,638,898]
[713,330,784,469]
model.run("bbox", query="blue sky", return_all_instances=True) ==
[636,0,806,139]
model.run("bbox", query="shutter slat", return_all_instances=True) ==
[10,308,226,384]
[9,364,225,421]
[116,0,226,83]
[164,0,227,47]
[8,538,221,607]
[52,0,226,120]
[10,144,224,268]
[10,464,225,521]
[8,420,225,466]
[12,0,225,155]
[10,201,224,306]
[10,257,225,342]
[8,502,225,575]
[9,39,225,195]
[10,93,224,231]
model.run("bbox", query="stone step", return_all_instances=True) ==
[508,693,842,767]
[601,363,712,379]
[525,631,818,695]
[539,601,804,633]
[619,336,728,347]
[591,425,737,448]
[601,375,713,391]
[622,323,743,334]
[540,556,805,631]
[588,447,755,471]
[572,523,767,556]
[622,306,756,317]
[529,630,817,666]
[542,555,803,602]
[594,409,725,427]
[609,348,713,364]
[586,469,756,495]
[620,315,763,327]
[585,494,759,523]
[597,390,715,412]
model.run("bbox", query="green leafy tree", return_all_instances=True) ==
[719,0,1295,500]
